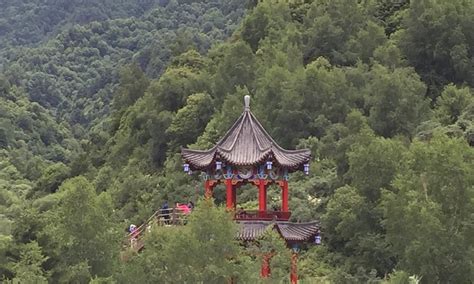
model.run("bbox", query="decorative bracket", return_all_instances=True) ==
[201,172,210,181]
[224,165,234,179]
[257,165,268,179]
[268,168,280,180]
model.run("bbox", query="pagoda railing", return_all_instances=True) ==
[234,210,291,221]
[124,209,292,254]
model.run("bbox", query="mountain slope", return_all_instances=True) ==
[1,0,246,126]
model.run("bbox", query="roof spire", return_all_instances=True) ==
[244,95,250,111]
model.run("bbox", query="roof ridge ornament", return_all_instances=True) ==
[244,95,250,111]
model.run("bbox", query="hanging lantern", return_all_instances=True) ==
[266,161,273,170]
[315,234,321,245]
[304,163,309,175]
[183,163,190,173]
[314,229,321,244]
[216,161,222,170]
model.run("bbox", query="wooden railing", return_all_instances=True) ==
[125,207,190,251]
[125,208,292,252]
[234,210,291,221]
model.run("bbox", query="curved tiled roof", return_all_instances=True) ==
[181,96,311,171]
[236,221,320,242]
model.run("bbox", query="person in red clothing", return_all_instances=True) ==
[175,203,191,214]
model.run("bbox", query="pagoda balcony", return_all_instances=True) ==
[234,210,291,221]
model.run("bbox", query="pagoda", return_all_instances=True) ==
[181,95,320,283]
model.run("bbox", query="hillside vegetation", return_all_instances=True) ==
[0,0,473,283]
[1,0,244,126]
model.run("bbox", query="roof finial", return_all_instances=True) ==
[244,95,250,111]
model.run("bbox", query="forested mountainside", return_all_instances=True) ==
[0,0,245,126]
[0,0,245,194]
[1,0,473,283]
[0,0,164,49]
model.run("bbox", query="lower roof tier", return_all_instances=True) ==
[236,220,320,242]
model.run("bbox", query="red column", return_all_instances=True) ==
[232,184,237,210]
[204,180,212,199]
[261,254,271,278]
[226,179,233,209]
[290,253,298,284]
[258,180,267,212]
[281,180,289,212]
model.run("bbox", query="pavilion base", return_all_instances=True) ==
[260,253,297,283]
[237,220,319,284]
[291,253,298,284]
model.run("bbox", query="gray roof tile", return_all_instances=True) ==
[236,221,320,242]
[182,104,311,170]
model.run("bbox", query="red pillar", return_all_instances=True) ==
[290,253,298,284]
[261,254,271,278]
[281,180,289,212]
[232,184,237,210]
[226,179,233,209]
[204,180,212,199]
[258,180,267,212]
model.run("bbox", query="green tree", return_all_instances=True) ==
[241,2,270,51]
[347,137,406,202]
[369,0,409,35]
[41,176,119,282]
[10,242,49,283]
[397,0,474,97]
[253,64,305,147]
[166,93,214,150]
[118,199,257,283]
[382,134,474,283]
[322,184,396,277]
[365,64,430,137]
[147,66,209,112]
[318,110,375,176]
[303,0,369,65]
[346,20,387,64]
[111,64,149,124]
[0,75,10,96]
[213,41,256,99]
[435,84,473,125]
[34,163,71,194]
[300,57,358,125]
[0,235,13,279]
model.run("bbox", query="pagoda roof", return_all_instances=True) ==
[181,96,311,171]
[236,220,320,242]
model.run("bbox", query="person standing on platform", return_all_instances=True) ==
[161,201,170,224]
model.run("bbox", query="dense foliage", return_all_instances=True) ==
[1,0,245,126]
[0,0,165,49]
[1,0,473,283]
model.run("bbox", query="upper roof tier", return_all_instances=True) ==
[181,96,311,171]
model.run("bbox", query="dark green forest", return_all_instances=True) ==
[0,0,473,283]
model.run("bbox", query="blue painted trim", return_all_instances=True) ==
[224,165,233,179]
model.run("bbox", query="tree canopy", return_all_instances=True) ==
[0,0,473,283]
